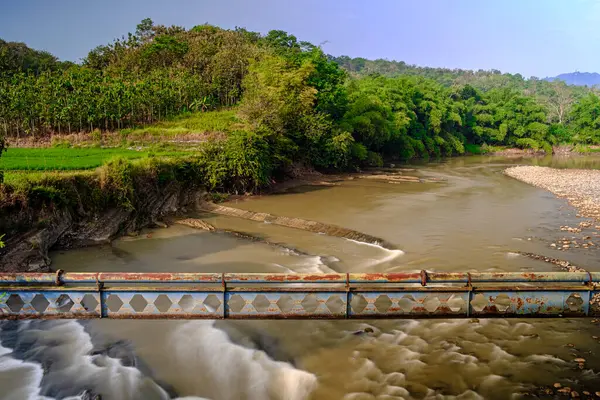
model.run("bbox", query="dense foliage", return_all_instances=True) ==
[1,19,600,193]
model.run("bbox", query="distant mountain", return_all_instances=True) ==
[544,72,600,87]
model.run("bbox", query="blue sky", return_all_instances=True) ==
[1,0,598,78]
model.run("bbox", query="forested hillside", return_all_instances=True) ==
[1,19,600,191]
[545,72,600,87]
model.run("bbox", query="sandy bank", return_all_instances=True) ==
[504,166,600,222]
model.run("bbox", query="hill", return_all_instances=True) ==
[545,72,600,87]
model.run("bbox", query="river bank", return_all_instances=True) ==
[504,166,600,223]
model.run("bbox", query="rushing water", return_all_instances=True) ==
[3,155,600,400]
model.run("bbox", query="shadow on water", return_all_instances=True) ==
[269,184,338,196]
[52,229,258,273]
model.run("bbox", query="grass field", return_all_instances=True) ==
[0,148,186,171]
[121,109,242,138]
[0,110,237,175]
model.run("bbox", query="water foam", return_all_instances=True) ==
[111,320,317,400]
[0,320,317,400]
[345,238,405,268]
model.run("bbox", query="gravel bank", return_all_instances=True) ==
[504,166,600,222]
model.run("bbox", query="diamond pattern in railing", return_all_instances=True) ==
[447,294,465,312]
[226,292,346,317]
[351,292,469,316]
[566,293,583,312]
[0,291,100,317]
[276,295,294,313]
[423,296,441,312]
[351,295,368,314]
[204,294,221,313]
[471,293,487,312]
[374,295,392,313]
[106,294,124,312]
[179,294,195,312]
[252,294,271,313]
[154,294,173,312]
[494,293,511,312]
[397,295,416,312]
[129,294,149,312]
[102,292,223,317]
[32,294,50,313]
[0,288,589,319]
[326,295,345,314]
[301,294,319,313]
[55,294,75,312]
[228,294,245,313]
[467,291,590,316]
[7,294,24,312]
[81,294,99,312]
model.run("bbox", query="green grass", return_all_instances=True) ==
[0,148,186,171]
[2,170,95,189]
[122,109,242,138]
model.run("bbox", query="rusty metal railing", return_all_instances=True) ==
[0,271,599,319]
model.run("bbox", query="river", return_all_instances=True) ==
[3,155,600,400]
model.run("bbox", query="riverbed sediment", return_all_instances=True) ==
[504,166,600,222]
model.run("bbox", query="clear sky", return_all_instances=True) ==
[1,0,598,78]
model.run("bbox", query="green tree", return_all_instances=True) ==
[569,93,600,144]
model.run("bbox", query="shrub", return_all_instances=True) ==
[98,157,135,209]
[549,124,572,143]
[91,129,102,145]
[350,142,368,164]
[51,137,72,148]
[364,151,384,167]
[203,130,274,193]
[464,143,482,154]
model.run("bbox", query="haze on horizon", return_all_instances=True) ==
[0,0,598,78]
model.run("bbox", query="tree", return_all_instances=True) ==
[569,93,600,144]
[0,39,65,75]
[340,94,394,151]
[238,53,317,135]
[136,18,155,43]
[545,81,574,124]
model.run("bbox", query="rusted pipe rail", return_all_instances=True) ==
[0,271,599,319]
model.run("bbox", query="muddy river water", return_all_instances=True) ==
[4,155,600,400]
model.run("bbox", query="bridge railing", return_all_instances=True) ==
[0,271,598,319]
